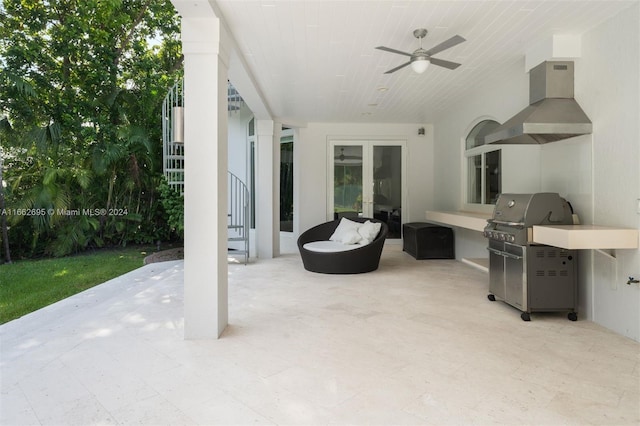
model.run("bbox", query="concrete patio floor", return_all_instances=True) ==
[1,245,639,425]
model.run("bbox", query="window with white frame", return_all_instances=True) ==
[465,120,501,205]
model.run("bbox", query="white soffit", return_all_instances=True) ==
[171,0,217,18]
[172,0,274,121]
[212,0,637,124]
[525,35,582,72]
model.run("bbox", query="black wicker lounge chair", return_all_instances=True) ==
[297,218,388,274]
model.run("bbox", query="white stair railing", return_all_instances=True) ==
[227,171,250,264]
[162,79,250,263]
[162,79,185,195]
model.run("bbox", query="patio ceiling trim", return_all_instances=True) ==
[171,0,274,121]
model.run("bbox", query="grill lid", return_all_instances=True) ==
[491,193,572,227]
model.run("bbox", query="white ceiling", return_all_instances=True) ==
[214,0,637,125]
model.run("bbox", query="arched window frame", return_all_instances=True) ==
[463,119,502,211]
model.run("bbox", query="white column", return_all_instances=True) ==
[255,120,281,258]
[182,16,229,339]
[273,123,281,256]
[292,127,300,236]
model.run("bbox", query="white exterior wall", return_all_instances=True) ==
[227,102,253,184]
[296,122,434,236]
[432,4,640,341]
[576,3,640,340]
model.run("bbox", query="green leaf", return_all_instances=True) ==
[43,168,58,186]
[1,0,183,257]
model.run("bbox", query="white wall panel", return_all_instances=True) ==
[296,122,433,235]
[540,135,592,224]
[578,3,640,340]
[501,145,542,194]
[227,102,253,184]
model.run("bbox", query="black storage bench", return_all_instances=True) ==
[402,222,454,259]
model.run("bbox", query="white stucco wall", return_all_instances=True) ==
[576,3,640,340]
[432,4,640,341]
[296,122,434,235]
[227,102,253,184]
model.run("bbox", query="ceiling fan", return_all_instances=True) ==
[376,29,465,74]
[334,148,362,162]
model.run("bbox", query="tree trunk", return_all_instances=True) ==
[0,159,12,264]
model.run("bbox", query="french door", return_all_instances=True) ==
[328,140,405,239]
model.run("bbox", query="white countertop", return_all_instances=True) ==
[425,210,491,232]
[424,211,638,250]
[532,225,639,250]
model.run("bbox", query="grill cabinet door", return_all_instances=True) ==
[488,240,506,300]
[504,244,525,310]
[527,246,577,311]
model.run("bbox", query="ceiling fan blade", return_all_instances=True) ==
[430,57,462,70]
[384,61,412,74]
[375,46,413,57]
[424,35,466,56]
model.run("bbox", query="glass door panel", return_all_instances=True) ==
[467,154,481,204]
[330,141,405,241]
[485,149,501,205]
[333,145,363,219]
[372,145,402,239]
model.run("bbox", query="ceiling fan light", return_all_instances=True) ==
[411,58,430,74]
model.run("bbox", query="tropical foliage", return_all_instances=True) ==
[0,0,183,260]
[158,179,183,239]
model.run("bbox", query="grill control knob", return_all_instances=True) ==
[508,235,515,242]
[499,233,505,241]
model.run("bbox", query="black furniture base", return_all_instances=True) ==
[297,218,388,274]
[403,222,454,259]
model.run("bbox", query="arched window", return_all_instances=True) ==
[465,120,501,205]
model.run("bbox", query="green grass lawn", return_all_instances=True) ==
[0,246,154,324]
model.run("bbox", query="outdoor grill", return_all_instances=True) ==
[483,193,578,321]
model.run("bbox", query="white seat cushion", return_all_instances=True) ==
[303,240,364,253]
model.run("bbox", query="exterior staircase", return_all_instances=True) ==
[227,171,249,264]
[162,79,250,264]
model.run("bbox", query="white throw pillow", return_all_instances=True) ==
[358,220,382,244]
[329,217,363,244]
[339,228,363,245]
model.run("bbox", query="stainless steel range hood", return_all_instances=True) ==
[485,61,592,145]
